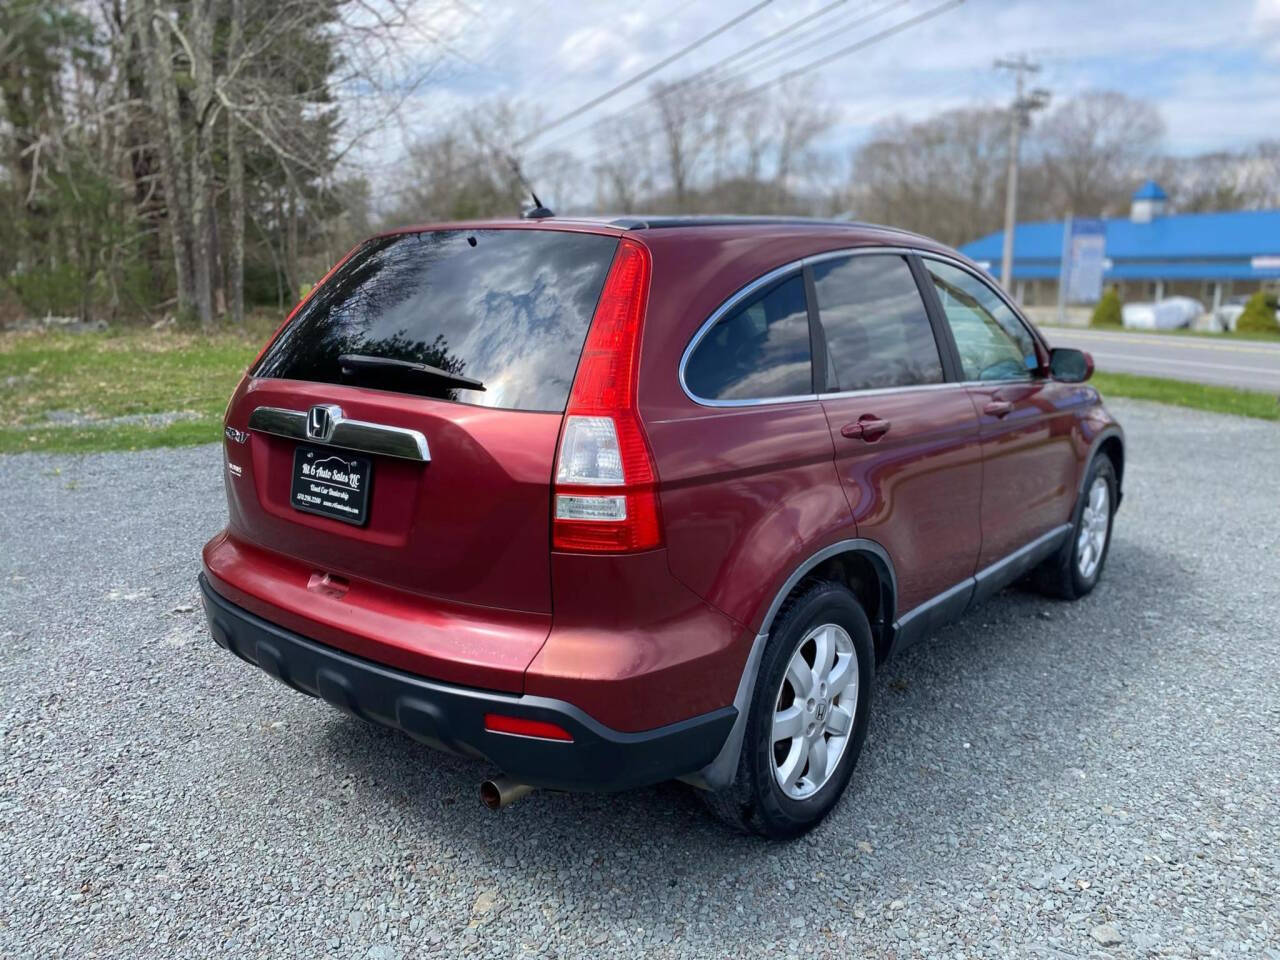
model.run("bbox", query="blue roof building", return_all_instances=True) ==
[959,181,1280,312]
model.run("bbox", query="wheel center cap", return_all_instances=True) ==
[814,700,828,723]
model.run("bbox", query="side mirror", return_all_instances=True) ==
[1049,347,1093,383]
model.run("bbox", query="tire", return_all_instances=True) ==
[702,580,875,840]
[1033,455,1117,600]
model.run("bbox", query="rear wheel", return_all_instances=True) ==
[1034,455,1117,600]
[703,580,874,839]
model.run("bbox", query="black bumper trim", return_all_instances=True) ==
[199,574,735,792]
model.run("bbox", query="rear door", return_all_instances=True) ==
[812,251,983,616]
[917,256,1081,571]
[224,227,619,615]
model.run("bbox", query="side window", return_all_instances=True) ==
[923,260,1038,382]
[684,274,812,401]
[811,254,943,392]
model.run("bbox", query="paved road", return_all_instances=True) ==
[1040,326,1280,392]
[3,400,1279,958]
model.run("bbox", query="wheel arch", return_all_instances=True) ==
[758,540,898,664]
[687,538,897,791]
[1082,426,1125,507]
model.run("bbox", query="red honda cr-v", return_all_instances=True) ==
[201,216,1123,838]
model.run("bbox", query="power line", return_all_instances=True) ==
[530,0,870,158]
[719,0,910,85]
[513,0,704,110]
[513,0,777,149]
[667,0,856,91]
[376,0,966,212]
[576,0,965,174]
[749,0,964,95]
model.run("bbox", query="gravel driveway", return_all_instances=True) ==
[2,398,1277,959]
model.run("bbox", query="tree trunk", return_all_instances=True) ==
[226,0,245,324]
[143,0,196,318]
[189,0,217,329]
[117,0,165,301]
[286,179,300,303]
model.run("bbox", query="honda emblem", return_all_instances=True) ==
[306,404,342,442]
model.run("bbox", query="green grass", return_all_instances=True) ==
[2,325,1276,456]
[1093,371,1280,421]
[0,326,265,454]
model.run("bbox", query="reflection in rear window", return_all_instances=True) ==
[254,229,618,411]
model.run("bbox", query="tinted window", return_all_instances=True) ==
[254,229,618,411]
[924,260,1038,382]
[812,254,943,392]
[684,274,812,401]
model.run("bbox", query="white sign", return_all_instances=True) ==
[1064,219,1107,303]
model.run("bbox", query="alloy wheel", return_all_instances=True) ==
[1076,476,1110,580]
[770,623,858,800]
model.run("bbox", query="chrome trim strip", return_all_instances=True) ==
[818,380,973,401]
[248,405,307,440]
[677,244,1038,409]
[248,405,430,462]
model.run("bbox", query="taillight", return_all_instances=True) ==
[552,239,661,553]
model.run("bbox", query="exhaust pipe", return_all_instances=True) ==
[480,776,533,810]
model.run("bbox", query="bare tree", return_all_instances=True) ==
[650,79,718,211]
[1165,140,1280,212]
[849,107,1009,246]
[388,100,535,223]
[592,116,653,212]
[1032,90,1165,217]
[772,77,833,187]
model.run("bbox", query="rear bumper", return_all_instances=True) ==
[199,574,735,792]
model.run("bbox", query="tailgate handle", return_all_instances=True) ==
[248,406,430,462]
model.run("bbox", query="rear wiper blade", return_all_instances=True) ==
[338,354,485,392]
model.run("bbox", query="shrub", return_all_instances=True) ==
[1237,290,1279,334]
[1091,286,1122,327]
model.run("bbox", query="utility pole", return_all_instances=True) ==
[995,55,1049,294]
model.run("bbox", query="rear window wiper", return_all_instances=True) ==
[338,354,486,392]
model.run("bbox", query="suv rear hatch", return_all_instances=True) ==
[215,225,622,688]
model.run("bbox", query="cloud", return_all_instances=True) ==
[369,0,1278,182]
[558,27,630,75]
[1257,0,1280,59]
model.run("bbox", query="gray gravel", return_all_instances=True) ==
[2,398,1278,959]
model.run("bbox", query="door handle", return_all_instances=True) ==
[983,399,1014,418]
[841,417,891,441]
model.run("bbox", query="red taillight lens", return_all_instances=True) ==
[552,239,661,553]
[483,713,574,742]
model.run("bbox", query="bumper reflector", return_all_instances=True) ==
[483,713,574,742]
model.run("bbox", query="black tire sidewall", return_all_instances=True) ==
[743,582,875,837]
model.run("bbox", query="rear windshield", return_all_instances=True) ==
[254,229,619,412]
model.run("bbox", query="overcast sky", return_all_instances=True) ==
[364,0,1280,187]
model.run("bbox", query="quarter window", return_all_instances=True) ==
[684,274,812,401]
[811,254,943,392]
[924,260,1038,382]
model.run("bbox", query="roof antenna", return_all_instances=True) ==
[506,154,555,219]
